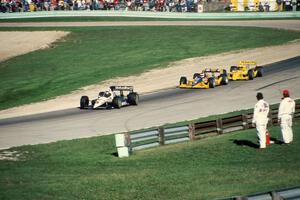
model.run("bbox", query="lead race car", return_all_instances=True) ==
[179,68,229,89]
[228,61,264,81]
[80,86,139,109]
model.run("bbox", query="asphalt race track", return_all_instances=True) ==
[0,57,300,149]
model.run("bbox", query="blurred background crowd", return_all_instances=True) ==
[0,0,299,13]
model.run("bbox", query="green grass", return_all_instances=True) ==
[1,26,300,110]
[0,121,299,200]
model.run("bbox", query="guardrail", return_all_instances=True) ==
[115,102,300,157]
[219,185,300,200]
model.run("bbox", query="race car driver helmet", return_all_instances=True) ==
[105,91,111,97]
[99,92,105,97]
[204,68,211,72]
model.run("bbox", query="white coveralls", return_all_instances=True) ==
[278,97,295,144]
[252,99,269,148]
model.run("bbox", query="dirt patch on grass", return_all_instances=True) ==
[0,31,69,62]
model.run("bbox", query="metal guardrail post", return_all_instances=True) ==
[268,107,273,127]
[216,118,223,134]
[271,191,284,200]
[188,123,196,141]
[125,133,131,151]
[158,127,165,145]
[242,114,249,130]
[115,133,130,158]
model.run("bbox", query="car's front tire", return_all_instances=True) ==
[179,76,187,85]
[80,96,89,109]
[248,70,254,80]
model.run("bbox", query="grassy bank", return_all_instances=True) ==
[0,26,300,110]
[0,121,299,200]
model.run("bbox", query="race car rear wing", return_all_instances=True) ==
[202,68,227,74]
[239,61,257,65]
[110,86,134,92]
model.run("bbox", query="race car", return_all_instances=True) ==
[80,86,139,109]
[179,68,228,89]
[228,61,264,81]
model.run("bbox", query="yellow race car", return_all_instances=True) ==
[228,61,263,81]
[179,68,228,89]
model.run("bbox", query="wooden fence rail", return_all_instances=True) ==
[115,102,300,157]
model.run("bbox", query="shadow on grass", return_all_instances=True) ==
[111,152,119,157]
[231,139,259,149]
[231,137,285,149]
[270,137,284,145]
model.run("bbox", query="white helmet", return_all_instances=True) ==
[204,68,211,72]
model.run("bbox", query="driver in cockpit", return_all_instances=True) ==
[99,90,113,98]
[214,68,221,77]
[193,73,205,86]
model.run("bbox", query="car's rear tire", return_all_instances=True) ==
[128,92,139,105]
[208,77,215,88]
[80,96,89,109]
[112,97,122,109]
[221,74,229,85]
[230,66,238,72]
[256,67,264,77]
[179,76,187,85]
[91,99,96,108]
[248,70,254,80]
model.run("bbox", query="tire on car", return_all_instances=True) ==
[221,74,229,85]
[208,77,215,88]
[256,67,264,77]
[128,92,139,105]
[112,96,122,109]
[80,96,89,109]
[248,69,254,80]
[179,76,187,85]
[91,99,96,108]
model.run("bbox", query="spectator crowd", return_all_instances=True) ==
[0,0,202,12]
[1,0,299,13]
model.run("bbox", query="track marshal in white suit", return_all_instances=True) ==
[278,89,295,144]
[252,92,269,149]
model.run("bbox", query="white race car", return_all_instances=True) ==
[80,86,139,109]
